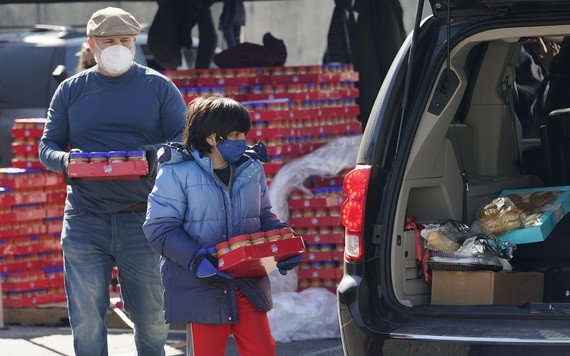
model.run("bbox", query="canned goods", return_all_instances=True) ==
[229,234,252,250]
[127,150,147,161]
[250,231,267,245]
[108,151,127,163]
[89,152,109,163]
[265,229,281,242]
[216,241,231,257]
[69,152,90,164]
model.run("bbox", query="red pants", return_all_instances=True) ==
[186,291,276,356]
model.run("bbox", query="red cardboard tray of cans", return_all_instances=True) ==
[66,150,149,180]
[216,228,306,278]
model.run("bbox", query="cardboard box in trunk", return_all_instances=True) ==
[431,270,543,305]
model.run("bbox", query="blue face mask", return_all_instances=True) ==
[217,139,247,163]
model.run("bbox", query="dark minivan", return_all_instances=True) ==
[339,0,570,354]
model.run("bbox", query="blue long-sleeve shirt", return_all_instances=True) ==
[39,63,187,213]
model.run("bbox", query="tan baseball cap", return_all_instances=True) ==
[86,7,141,37]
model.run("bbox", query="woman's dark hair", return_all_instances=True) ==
[182,96,252,152]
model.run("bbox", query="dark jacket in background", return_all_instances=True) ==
[213,32,287,68]
[353,0,406,128]
[323,0,357,64]
[219,0,246,48]
[149,0,217,70]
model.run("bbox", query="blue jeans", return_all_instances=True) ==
[61,207,168,356]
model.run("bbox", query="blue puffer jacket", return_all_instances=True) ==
[142,142,288,324]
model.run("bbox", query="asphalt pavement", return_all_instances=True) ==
[0,323,344,356]
[0,289,344,355]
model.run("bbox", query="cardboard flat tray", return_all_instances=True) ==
[497,187,570,244]
[217,237,305,278]
[67,160,148,180]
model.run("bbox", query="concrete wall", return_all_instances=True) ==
[0,0,431,66]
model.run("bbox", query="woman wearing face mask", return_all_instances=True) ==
[143,96,299,356]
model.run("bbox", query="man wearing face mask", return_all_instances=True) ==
[38,7,187,356]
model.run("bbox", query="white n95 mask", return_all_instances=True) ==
[94,44,135,76]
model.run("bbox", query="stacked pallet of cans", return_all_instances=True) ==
[165,64,360,181]
[1,118,67,307]
[10,119,48,170]
[288,175,347,293]
[1,119,129,310]
[165,64,358,292]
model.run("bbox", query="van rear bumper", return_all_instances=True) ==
[338,269,570,355]
[392,317,570,344]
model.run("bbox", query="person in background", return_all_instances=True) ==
[542,36,570,115]
[148,0,217,70]
[75,41,96,72]
[352,0,406,129]
[514,37,561,138]
[143,96,301,356]
[39,7,187,355]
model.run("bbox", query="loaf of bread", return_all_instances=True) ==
[425,230,461,252]
[477,197,523,235]
[529,191,556,207]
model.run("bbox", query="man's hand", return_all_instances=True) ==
[190,248,233,282]
[138,145,158,180]
[62,149,82,185]
[529,37,561,71]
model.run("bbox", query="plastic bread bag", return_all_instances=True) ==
[420,220,473,253]
[475,196,525,235]
[429,234,515,271]
[458,235,514,270]
[456,234,515,259]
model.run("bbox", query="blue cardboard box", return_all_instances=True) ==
[497,187,570,244]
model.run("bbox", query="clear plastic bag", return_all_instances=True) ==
[476,197,524,235]
[268,288,340,342]
[422,220,516,271]
[420,220,472,252]
[268,135,362,222]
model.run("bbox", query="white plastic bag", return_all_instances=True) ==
[266,135,361,341]
[269,267,299,294]
[268,288,340,342]
[268,134,362,222]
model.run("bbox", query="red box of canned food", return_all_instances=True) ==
[66,150,149,180]
[217,232,305,278]
[67,160,149,180]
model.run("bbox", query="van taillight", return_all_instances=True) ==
[340,165,371,262]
